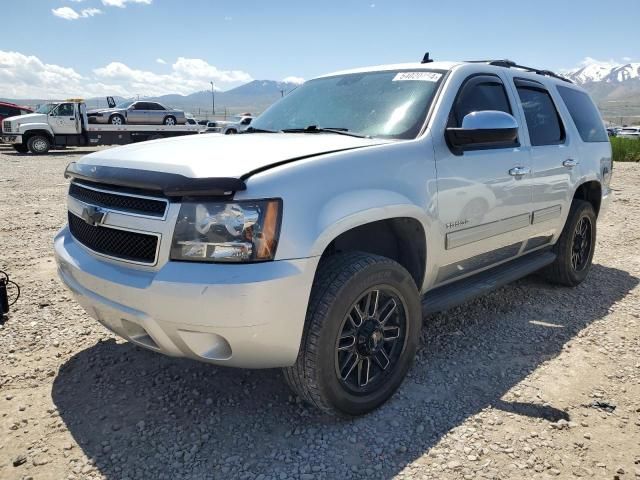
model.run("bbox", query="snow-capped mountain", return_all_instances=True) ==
[561,60,640,109]
[564,61,640,85]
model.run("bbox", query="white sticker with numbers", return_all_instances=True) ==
[392,71,442,82]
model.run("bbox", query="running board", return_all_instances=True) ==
[422,251,556,316]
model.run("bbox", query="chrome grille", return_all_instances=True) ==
[69,182,168,218]
[2,121,11,133]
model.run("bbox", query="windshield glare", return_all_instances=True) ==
[35,103,54,114]
[251,70,444,139]
[116,101,134,109]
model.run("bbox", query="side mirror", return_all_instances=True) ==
[446,111,518,151]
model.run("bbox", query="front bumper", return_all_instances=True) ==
[1,134,22,144]
[87,115,108,124]
[54,226,319,368]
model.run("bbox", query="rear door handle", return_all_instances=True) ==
[563,159,579,168]
[509,166,531,178]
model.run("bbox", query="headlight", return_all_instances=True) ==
[170,199,282,263]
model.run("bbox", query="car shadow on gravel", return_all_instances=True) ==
[51,263,638,479]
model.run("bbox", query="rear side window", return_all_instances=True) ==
[449,75,512,127]
[557,86,608,142]
[516,82,564,146]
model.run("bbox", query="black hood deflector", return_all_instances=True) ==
[65,162,246,197]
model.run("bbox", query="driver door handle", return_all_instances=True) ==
[509,166,531,178]
[563,159,579,168]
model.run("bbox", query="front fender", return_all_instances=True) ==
[309,189,430,257]
[19,123,54,136]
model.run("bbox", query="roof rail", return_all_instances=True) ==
[466,59,573,83]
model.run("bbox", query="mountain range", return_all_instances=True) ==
[563,62,640,122]
[3,63,639,122]
[1,80,301,117]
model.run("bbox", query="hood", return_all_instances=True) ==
[4,113,47,124]
[78,133,390,179]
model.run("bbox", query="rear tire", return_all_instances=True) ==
[12,144,28,153]
[27,135,51,154]
[543,199,596,286]
[283,252,421,417]
[163,116,176,126]
[109,114,125,126]
[225,129,237,135]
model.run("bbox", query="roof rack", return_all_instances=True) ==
[466,59,573,83]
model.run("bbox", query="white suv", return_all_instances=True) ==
[54,58,612,416]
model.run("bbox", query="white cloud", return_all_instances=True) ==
[101,0,152,7]
[93,58,252,96]
[52,6,103,20]
[0,50,86,98]
[622,56,632,62]
[0,50,253,99]
[156,58,166,65]
[282,76,304,85]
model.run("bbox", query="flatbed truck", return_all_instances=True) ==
[1,100,203,154]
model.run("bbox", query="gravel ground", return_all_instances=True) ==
[1,144,639,480]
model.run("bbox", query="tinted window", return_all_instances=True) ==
[149,103,165,111]
[0,106,10,116]
[557,86,608,143]
[53,103,75,117]
[450,76,512,127]
[134,102,149,110]
[516,86,564,146]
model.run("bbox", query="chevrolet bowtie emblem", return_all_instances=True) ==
[81,205,106,227]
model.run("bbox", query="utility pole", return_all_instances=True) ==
[210,81,215,117]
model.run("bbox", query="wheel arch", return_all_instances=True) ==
[573,180,602,217]
[24,129,54,143]
[309,199,430,290]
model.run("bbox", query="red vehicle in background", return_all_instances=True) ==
[0,101,33,125]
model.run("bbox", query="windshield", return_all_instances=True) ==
[251,70,444,139]
[115,101,134,109]
[35,103,54,114]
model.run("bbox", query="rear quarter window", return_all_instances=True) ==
[557,86,608,143]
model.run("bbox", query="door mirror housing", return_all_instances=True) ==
[446,110,519,152]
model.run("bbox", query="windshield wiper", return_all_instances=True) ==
[240,127,279,134]
[281,125,369,138]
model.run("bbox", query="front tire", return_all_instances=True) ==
[543,199,597,286]
[283,252,421,417]
[225,129,237,135]
[27,135,51,154]
[109,114,125,126]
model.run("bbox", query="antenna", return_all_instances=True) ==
[421,52,433,64]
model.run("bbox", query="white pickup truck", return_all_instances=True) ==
[54,58,612,416]
[1,100,201,154]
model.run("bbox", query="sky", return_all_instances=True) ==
[1,0,639,99]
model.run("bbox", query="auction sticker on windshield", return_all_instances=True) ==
[392,72,442,82]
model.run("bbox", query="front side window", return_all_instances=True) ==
[516,82,564,146]
[52,103,74,117]
[251,69,445,139]
[557,86,608,143]
[449,75,512,127]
